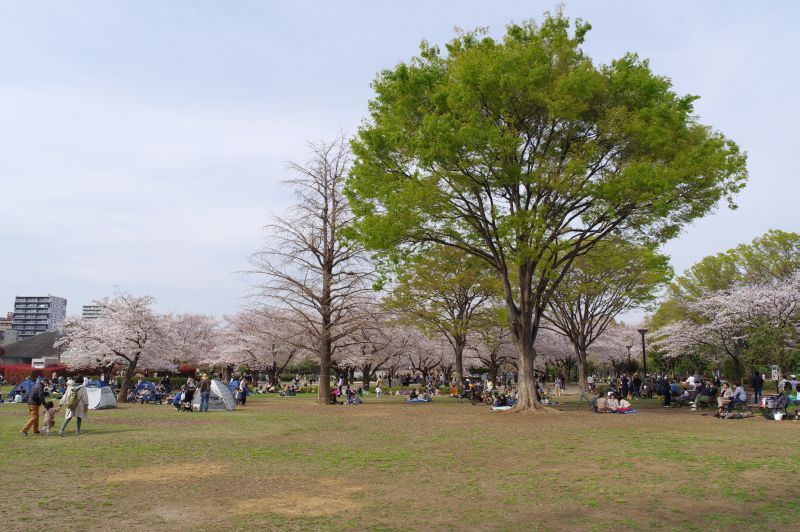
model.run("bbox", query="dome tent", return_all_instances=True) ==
[86,384,117,410]
[192,379,235,411]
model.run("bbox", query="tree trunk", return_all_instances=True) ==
[454,337,466,382]
[361,364,373,391]
[267,363,279,386]
[574,342,588,390]
[116,356,139,403]
[508,311,551,413]
[318,338,332,405]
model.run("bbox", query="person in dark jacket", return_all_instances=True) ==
[662,378,672,407]
[21,377,47,435]
[751,372,764,404]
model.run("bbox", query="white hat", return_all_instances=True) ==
[791,375,796,379]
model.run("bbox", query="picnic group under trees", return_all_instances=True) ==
[39,12,799,415]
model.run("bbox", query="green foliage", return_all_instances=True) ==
[346,12,746,391]
[287,359,321,376]
[347,13,746,263]
[384,244,501,340]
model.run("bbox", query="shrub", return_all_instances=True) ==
[0,364,69,384]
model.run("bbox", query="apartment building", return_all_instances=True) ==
[11,295,67,339]
[82,305,103,319]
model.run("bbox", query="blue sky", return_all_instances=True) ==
[0,1,797,319]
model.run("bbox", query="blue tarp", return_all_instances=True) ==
[172,391,183,408]
[87,380,109,388]
[228,380,240,393]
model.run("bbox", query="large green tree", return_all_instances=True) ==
[346,13,747,411]
[544,238,672,389]
[384,245,499,381]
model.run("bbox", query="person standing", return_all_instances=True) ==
[199,374,211,412]
[20,377,47,436]
[238,377,249,406]
[751,371,763,404]
[58,377,89,436]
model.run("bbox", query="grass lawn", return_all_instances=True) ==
[1,386,799,531]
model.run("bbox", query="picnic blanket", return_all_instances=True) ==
[491,405,513,411]
[405,398,432,403]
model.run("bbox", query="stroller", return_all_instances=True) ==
[761,393,790,420]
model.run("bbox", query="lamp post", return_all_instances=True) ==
[638,328,649,375]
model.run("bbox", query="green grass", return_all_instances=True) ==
[1,387,799,531]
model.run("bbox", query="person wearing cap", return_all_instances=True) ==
[199,373,211,412]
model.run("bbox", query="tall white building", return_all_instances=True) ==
[11,295,67,339]
[82,305,102,319]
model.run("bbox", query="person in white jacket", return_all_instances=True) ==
[58,377,89,436]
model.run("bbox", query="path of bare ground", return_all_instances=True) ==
[1,393,798,531]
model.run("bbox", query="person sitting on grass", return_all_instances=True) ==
[422,389,432,401]
[727,383,747,412]
[493,394,509,408]
[329,389,342,405]
[606,392,620,411]
[409,388,419,400]
[617,396,634,412]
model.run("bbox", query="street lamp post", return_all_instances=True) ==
[638,328,649,375]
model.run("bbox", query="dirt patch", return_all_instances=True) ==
[237,480,362,517]
[107,463,224,483]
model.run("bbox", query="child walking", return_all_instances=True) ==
[42,401,60,435]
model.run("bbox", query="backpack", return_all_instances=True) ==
[67,388,81,410]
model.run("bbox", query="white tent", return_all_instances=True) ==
[87,386,117,410]
[192,379,235,411]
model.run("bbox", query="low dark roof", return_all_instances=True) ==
[1,331,64,361]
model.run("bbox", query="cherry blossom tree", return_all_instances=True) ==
[161,313,220,369]
[58,293,170,401]
[468,327,518,385]
[210,308,301,385]
[653,275,800,381]
[338,317,400,390]
[404,329,445,382]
